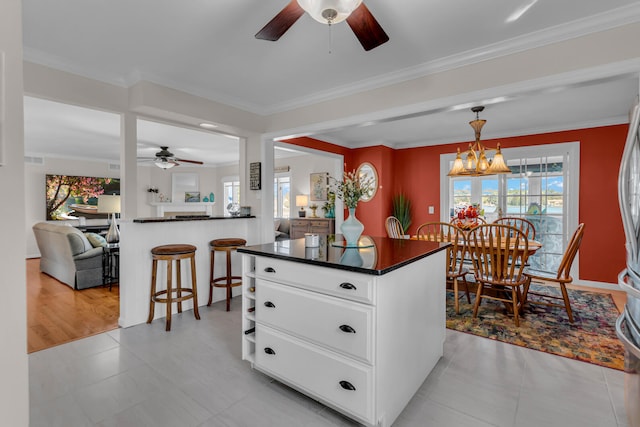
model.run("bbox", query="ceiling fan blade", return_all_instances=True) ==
[346,3,389,51]
[175,158,204,165]
[255,0,304,41]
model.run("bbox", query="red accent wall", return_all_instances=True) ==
[284,125,627,283]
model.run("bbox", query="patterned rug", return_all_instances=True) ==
[446,284,625,370]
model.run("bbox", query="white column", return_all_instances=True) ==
[0,0,29,423]
[121,112,138,220]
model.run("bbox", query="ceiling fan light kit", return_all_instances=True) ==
[154,158,178,169]
[255,0,388,51]
[138,146,204,169]
[297,0,362,24]
[447,106,511,177]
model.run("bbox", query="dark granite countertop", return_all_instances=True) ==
[238,235,449,276]
[133,215,255,223]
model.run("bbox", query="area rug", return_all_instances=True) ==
[446,284,625,370]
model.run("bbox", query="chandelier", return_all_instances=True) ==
[297,0,363,24]
[447,106,511,177]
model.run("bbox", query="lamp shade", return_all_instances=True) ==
[297,0,362,24]
[296,194,309,207]
[97,195,121,214]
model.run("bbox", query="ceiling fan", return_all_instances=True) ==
[256,0,389,51]
[138,146,204,169]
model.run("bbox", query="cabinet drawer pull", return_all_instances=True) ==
[339,282,357,290]
[339,380,356,391]
[264,267,276,273]
[339,324,356,333]
[264,347,276,355]
[264,301,276,308]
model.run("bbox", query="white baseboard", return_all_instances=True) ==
[574,278,620,291]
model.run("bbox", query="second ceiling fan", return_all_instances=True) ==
[256,0,389,51]
[139,146,204,169]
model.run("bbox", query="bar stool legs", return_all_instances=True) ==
[147,244,200,331]
[208,238,246,311]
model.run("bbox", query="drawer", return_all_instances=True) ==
[309,220,329,227]
[255,325,373,423]
[310,225,330,234]
[290,220,309,228]
[256,279,374,363]
[255,257,374,304]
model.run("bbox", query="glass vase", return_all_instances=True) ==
[341,207,364,247]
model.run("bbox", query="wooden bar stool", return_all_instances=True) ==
[208,238,246,311]
[147,244,200,331]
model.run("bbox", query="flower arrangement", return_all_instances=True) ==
[332,169,375,209]
[455,204,484,220]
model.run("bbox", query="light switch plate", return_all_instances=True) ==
[428,206,434,214]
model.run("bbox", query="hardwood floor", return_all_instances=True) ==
[27,258,119,353]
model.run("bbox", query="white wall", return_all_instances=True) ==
[276,153,337,218]
[1,0,29,424]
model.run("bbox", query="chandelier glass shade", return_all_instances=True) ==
[297,0,363,24]
[447,106,511,177]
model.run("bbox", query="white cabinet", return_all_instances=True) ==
[241,251,446,427]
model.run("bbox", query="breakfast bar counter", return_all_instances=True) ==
[238,236,448,427]
[118,215,259,327]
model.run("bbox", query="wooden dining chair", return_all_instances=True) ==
[467,224,529,327]
[493,216,536,240]
[385,216,404,239]
[523,223,585,323]
[416,222,471,313]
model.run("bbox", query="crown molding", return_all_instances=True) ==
[393,115,629,150]
[23,4,640,116]
[261,4,640,115]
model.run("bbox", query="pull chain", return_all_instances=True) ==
[328,22,333,54]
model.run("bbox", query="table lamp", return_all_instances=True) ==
[296,195,309,218]
[97,194,121,243]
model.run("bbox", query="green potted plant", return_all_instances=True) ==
[392,193,412,235]
[322,191,336,218]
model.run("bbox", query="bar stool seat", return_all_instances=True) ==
[147,244,200,331]
[209,238,246,311]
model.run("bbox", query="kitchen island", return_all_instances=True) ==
[238,235,448,427]
[118,215,258,328]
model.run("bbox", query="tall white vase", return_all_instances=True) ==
[341,207,364,247]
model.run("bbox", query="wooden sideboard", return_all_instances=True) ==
[290,218,335,239]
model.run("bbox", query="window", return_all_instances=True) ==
[222,178,240,216]
[442,142,579,275]
[274,173,291,218]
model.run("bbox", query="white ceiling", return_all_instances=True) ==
[24,96,240,166]
[21,0,640,159]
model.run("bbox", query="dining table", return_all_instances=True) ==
[411,233,542,255]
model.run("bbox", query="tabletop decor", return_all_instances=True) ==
[322,191,335,218]
[332,169,375,247]
[446,285,624,370]
[454,204,484,229]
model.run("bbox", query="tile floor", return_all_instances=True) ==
[29,298,630,427]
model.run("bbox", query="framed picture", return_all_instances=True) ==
[250,162,261,190]
[185,191,201,203]
[310,172,329,201]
